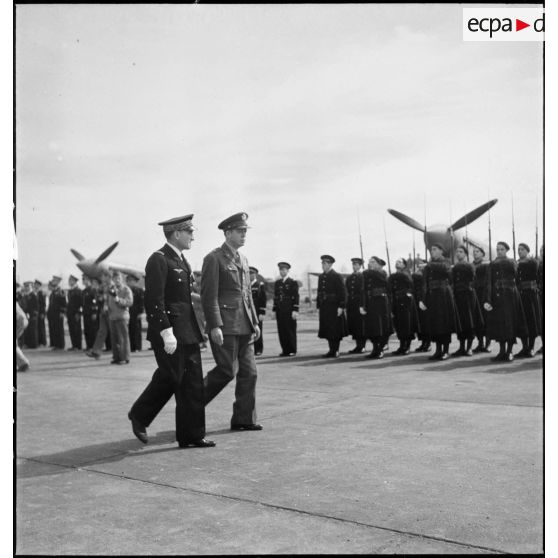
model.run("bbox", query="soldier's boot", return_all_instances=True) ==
[452,339,466,357]
[525,337,536,357]
[440,342,450,360]
[428,343,442,360]
[515,337,529,358]
[414,341,425,353]
[465,338,474,356]
[401,339,411,355]
[392,341,405,356]
[422,340,432,352]
[505,341,515,361]
[491,342,506,362]
[482,337,492,353]
[472,336,484,353]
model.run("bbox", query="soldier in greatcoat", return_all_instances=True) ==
[345,258,366,353]
[472,247,491,353]
[360,256,392,359]
[250,266,268,356]
[66,274,83,350]
[317,255,347,358]
[22,282,39,348]
[412,260,431,352]
[272,262,299,357]
[34,280,47,346]
[82,275,99,350]
[47,275,67,350]
[515,243,542,358]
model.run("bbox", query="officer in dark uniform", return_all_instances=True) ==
[272,262,299,357]
[360,256,392,359]
[66,274,83,350]
[412,259,431,352]
[484,241,527,362]
[249,267,268,356]
[317,255,347,358]
[82,275,99,350]
[345,258,366,353]
[127,273,145,352]
[472,247,491,353]
[419,243,460,360]
[22,281,39,348]
[47,275,67,350]
[129,214,213,448]
[34,280,47,346]
[451,245,484,357]
[515,243,542,358]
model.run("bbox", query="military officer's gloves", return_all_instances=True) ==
[258,314,265,322]
[419,301,427,311]
[211,327,224,346]
[161,327,178,354]
[484,302,493,311]
[292,311,298,320]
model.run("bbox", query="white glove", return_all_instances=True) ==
[484,302,493,312]
[210,327,224,346]
[292,311,299,320]
[254,325,261,341]
[359,307,367,315]
[160,327,177,354]
[337,308,343,317]
[419,301,427,311]
[258,314,265,322]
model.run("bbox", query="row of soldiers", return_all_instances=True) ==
[16,273,145,353]
[314,241,543,361]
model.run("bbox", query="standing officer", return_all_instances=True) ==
[66,274,83,350]
[515,243,542,358]
[484,241,527,362]
[472,247,491,353]
[47,275,67,350]
[419,244,460,361]
[34,280,47,347]
[412,259,431,352]
[128,214,213,448]
[360,256,391,359]
[272,262,299,357]
[249,267,268,356]
[22,281,39,348]
[537,245,544,355]
[201,212,262,431]
[317,255,347,358]
[82,275,99,351]
[345,258,366,354]
[127,273,145,352]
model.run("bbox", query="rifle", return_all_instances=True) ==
[357,209,364,263]
[488,202,493,262]
[412,231,416,272]
[423,194,428,262]
[535,194,539,259]
[383,218,392,275]
[512,193,517,260]
[465,215,470,262]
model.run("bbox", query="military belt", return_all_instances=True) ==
[428,279,449,290]
[368,288,387,296]
[519,280,538,290]
[394,289,412,298]
[495,279,516,290]
[454,282,474,292]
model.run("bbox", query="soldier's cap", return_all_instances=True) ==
[24,281,33,286]
[158,214,195,233]
[351,257,364,265]
[457,244,467,252]
[497,241,510,251]
[398,258,407,267]
[15,282,20,288]
[218,212,249,231]
[474,246,485,256]
[277,261,291,269]
[321,254,335,264]
[69,274,79,282]
[126,273,140,281]
[371,256,386,266]
[51,275,62,282]
[430,242,444,251]
[518,242,530,252]
[249,266,259,274]
[34,279,42,286]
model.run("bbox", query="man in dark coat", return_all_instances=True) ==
[272,262,299,357]
[345,258,366,353]
[249,266,268,356]
[412,260,430,352]
[360,256,392,359]
[317,255,347,358]
[127,273,145,352]
[128,214,213,448]
[47,276,66,350]
[484,241,527,362]
[472,247,491,353]
[34,280,47,346]
[66,275,83,350]
[451,245,484,357]
[201,212,262,431]
[419,243,460,360]
[388,258,419,355]
[82,275,99,350]
[515,242,542,358]
[22,282,39,348]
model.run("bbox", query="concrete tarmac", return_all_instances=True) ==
[16,321,543,554]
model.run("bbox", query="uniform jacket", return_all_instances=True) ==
[107,284,133,321]
[317,269,347,340]
[201,242,258,335]
[67,286,83,315]
[82,286,99,316]
[23,292,39,318]
[47,288,67,317]
[144,244,204,345]
[130,285,145,316]
[273,277,299,314]
[37,290,46,316]
[251,280,268,317]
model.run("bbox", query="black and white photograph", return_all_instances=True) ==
[13,2,547,554]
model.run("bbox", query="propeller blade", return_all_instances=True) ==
[387,209,425,232]
[70,249,85,261]
[450,199,498,232]
[94,241,119,264]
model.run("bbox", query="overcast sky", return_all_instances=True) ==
[15,4,543,282]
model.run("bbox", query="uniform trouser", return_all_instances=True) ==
[129,314,143,351]
[24,316,38,348]
[327,338,341,352]
[48,314,65,348]
[16,318,29,368]
[38,315,47,345]
[205,334,257,425]
[92,313,110,354]
[47,316,55,347]
[83,313,98,349]
[109,318,130,362]
[254,320,264,354]
[67,312,83,349]
[130,340,206,444]
[277,311,297,354]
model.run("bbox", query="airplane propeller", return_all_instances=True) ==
[94,241,119,264]
[449,199,498,232]
[386,209,425,232]
[70,249,85,261]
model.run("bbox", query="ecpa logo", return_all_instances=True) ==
[463,8,544,42]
